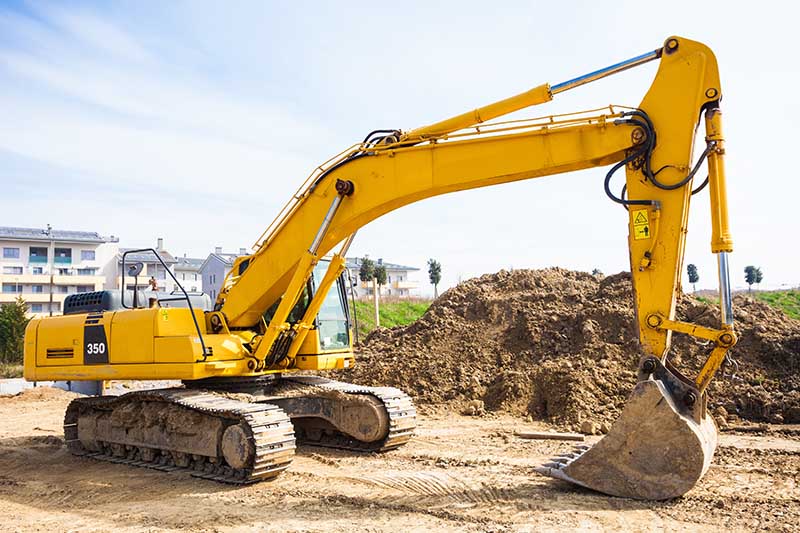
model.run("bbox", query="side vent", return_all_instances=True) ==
[46,348,74,359]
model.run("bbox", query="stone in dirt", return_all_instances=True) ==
[338,268,800,429]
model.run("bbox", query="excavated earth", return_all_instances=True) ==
[346,268,800,431]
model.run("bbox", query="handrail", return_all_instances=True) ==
[121,248,210,361]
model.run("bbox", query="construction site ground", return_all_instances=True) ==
[0,387,797,532]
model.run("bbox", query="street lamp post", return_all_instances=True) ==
[47,224,54,317]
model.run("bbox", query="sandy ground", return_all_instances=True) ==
[0,388,798,532]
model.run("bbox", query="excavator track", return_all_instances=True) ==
[281,376,417,452]
[185,375,417,452]
[64,389,296,484]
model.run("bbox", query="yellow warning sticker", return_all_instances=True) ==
[632,209,650,240]
[160,308,169,321]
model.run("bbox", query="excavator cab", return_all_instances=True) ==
[266,258,355,370]
[310,260,352,351]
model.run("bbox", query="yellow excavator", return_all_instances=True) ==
[24,35,736,500]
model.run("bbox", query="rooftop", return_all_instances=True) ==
[118,247,177,265]
[0,226,118,244]
[346,257,419,271]
[201,252,242,269]
[175,256,206,269]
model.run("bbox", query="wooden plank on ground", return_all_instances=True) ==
[514,430,585,442]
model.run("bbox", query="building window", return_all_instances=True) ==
[3,247,20,259]
[193,274,197,281]
[2,284,21,293]
[30,303,43,313]
[29,247,48,263]
[76,285,94,293]
[57,268,71,275]
[57,286,69,293]
[32,285,43,293]
[77,268,97,275]
[54,248,72,264]
[51,302,61,312]
[2,266,23,275]
[156,265,166,280]
[81,250,96,261]
[32,267,43,274]
[191,286,197,292]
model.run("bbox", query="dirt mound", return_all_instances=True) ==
[0,386,78,403]
[343,268,800,429]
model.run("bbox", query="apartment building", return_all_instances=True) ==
[199,247,248,301]
[174,256,204,293]
[345,257,419,297]
[111,238,205,295]
[0,226,119,316]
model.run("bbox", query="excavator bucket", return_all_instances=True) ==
[535,358,717,500]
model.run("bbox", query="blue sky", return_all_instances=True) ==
[1,1,797,294]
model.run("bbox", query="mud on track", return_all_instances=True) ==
[0,388,797,532]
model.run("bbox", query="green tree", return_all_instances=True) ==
[744,265,758,293]
[359,256,375,284]
[591,268,603,276]
[428,259,442,298]
[359,256,380,326]
[687,264,699,293]
[0,297,31,364]
[374,264,387,292]
[755,267,763,289]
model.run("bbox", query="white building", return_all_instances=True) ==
[0,226,119,316]
[199,247,248,301]
[113,238,203,295]
[115,238,178,294]
[346,257,419,297]
[174,255,204,293]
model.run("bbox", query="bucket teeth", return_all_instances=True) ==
[533,463,581,485]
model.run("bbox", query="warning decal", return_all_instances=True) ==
[632,209,650,240]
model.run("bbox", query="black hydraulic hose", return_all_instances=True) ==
[691,175,709,195]
[309,152,369,193]
[362,129,399,144]
[621,109,713,192]
[649,144,713,191]
[604,150,655,207]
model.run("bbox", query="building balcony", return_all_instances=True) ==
[53,274,104,285]
[54,257,72,264]
[0,272,104,286]
[28,256,48,263]
[2,292,69,303]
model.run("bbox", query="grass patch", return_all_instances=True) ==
[754,289,800,320]
[693,295,719,305]
[0,363,23,378]
[351,298,432,342]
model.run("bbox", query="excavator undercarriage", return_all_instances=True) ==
[65,376,416,483]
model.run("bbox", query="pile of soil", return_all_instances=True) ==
[343,268,800,429]
[0,386,77,403]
